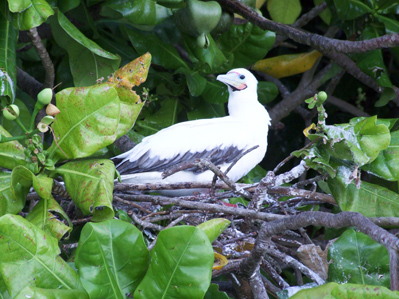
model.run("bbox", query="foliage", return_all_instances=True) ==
[0,0,399,298]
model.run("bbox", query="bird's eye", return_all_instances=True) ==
[239,75,245,80]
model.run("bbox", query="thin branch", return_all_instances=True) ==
[27,28,54,88]
[115,193,284,221]
[269,63,332,124]
[265,247,325,285]
[326,95,370,117]
[216,0,399,54]
[390,248,399,291]
[259,211,399,251]
[129,211,164,231]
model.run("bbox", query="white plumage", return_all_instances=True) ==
[114,68,271,194]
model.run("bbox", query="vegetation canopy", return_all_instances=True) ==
[1,0,399,298]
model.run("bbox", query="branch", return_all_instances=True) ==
[216,0,399,54]
[17,67,43,100]
[259,211,399,251]
[27,28,54,88]
[113,194,284,221]
[269,63,331,124]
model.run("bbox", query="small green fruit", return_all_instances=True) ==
[3,104,20,120]
[37,88,53,106]
[317,91,328,103]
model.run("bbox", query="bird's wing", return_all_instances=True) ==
[115,117,260,174]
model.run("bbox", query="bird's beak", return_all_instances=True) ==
[217,72,247,91]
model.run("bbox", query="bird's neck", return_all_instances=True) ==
[227,91,265,119]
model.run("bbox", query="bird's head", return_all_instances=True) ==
[216,68,258,93]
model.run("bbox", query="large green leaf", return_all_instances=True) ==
[136,98,181,136]
[327,166,399,217]
[55,159,115,221]
[47,82,143,159]
[0,18,17,104]
[217,22,275,69]
[134,226,213,299]
[9,0,54,30]
[49,9,120,87]
[355,25,395,107]
[184,33,231,74]
[204,284,231,299]
[0,215,85,297]
[102,0,172,26]
[26,194,72,241]
[333,0,372,20]
[47,54,150,160]
[13,286,89,298]
[124,27,188,70]
[291,282,399,298]
[200,78,229,104]
[6,0,31,12]
[0,126,26,169]
[197,218,230,243]
[75,220,149,298]
[176,67,207,96]
[323,116,390,167]
[0,171,29,216]
[363,130,399,181]
[267,0,302,24]
[328,229,390,287]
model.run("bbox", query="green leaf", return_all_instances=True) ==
[0,18,17,104]
[102,0,172,26]
[354,25,394,106]
[26,195,72,241]
[10,0,54,30]
[75,219,149,298]
[55,159,115,221]
[267,0,302,24]
[333,0,372,20]
[292,145,336,178]
[291,282,399,298]
[13,286,89,298]
[186,100,225,121]
[184,33,231,74]
[327,166,399,217]
[328,229,390,287]
[134,226,214,299]
[258,81,278,104]
[0,171,29,216]
[197,218,230,243]
[363,130,399,181]
[376,14,399,35]
[0,126,26,169]
[176,68,207,96]
[201,78,229,104]
[47,82,143,160]
[204,284,231,299]
[323,116,390,166]
[124,27,188,70]
[314,0,331,24]
[49,9,120,87]
[0,215,84,297]
[136,98,181,136]
[218,22,275,69]
[6,0,31,12]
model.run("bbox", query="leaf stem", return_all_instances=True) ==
[15,118,29,134]
[0,129,40,143]
[29,102,43,132]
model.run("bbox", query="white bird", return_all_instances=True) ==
[114,68,271,195]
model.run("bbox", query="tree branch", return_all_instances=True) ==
[217,0,399,54]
